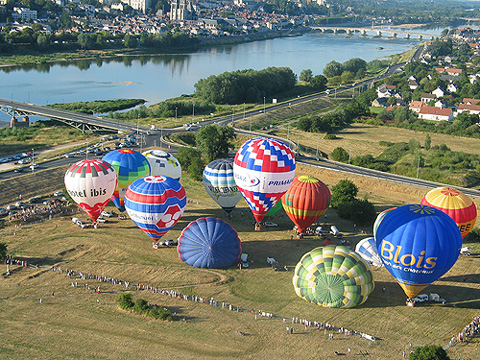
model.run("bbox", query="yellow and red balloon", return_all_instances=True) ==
[420,187,477,238]
[281,175,331,234]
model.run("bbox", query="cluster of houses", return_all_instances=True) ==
[373,60,480,122]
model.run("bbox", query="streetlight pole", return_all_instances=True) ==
[175,107,177,127]
[192,103,195,123]
[263,97,266,119]
[231,108,234,127]
[31,148,35,175]
[316,137,319,159]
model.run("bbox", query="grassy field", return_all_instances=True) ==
[0,161,479,360]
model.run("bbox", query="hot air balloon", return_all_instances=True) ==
[375,204,462,300]
[373,207,396,239]
[282,175,331,234]
[124,175,186,241]
[265,200,283,217]
[64,159,118,223]
[178,217,241,268]
[293,245,374,308]
[421,186,477,238]
[102,149,150,212]
[355,237,383,267]
[233,137,296,224]
[143,150,181,181]
[203,158,243,215]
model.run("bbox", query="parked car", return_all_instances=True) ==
[28,197,40,204]
[240,253,249,268]
[29,163,38,170]
[160,238,177,246]
[0,207,8,216]
[6,205,17,211]
[264,222,278,227]
[13,168,24,173]
[15,201,27,208]
[101,210,115,218]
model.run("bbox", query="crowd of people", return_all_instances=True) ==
[47,265,378,342]
[6,200,77,225]
[445,315,480,350]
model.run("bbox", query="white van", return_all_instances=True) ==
[330,226,339,236]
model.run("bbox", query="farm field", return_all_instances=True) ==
[1,162,479,360]
[272,123,480,159]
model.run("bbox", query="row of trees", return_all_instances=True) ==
[194,67,297,105]
[297,89,375,133]
[0,25,197,54]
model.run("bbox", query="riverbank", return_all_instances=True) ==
[0,28,307,69]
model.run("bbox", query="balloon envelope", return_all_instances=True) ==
[375,204,462,299]
[102,149,150,212]
[203,158,243,214]
[373,207,396,239]
[293,245,374,308]
[265,200,283,217]
[64,159,118,222]
[178,217,241,268]
[233,137,296,223]
[355,237,384,267]
[282,175,331,233]
[124,176,186,240]
[421,186,477,238]
[143,150,181,181]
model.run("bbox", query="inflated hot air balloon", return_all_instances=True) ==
[421,186,477,238]
[102,149,150,212]
[375,204,462,300]
[293,245,374,308]
[265,200,283,217]
[282,175,331,234]
[143,150,181,181]
[64,159,118,222]
[355,237,384,267]
[178,217,241,268]
[203,158,243,215]
[233,137,296,224]
[124,175,186,241]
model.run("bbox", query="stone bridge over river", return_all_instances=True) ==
[310,26,436,40]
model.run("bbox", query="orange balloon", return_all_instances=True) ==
[281,176,331,233]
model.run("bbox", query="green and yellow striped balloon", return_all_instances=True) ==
[293,245,375,308]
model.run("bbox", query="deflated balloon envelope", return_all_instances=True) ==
[102,149,150,212]
[64,159,118,222]
[124,175,186,241]
[375,204,462,299]
[293,245,374,308]
[178,217,241,268]
[355,237,384,268]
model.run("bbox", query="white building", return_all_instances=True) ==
[12,7,37,21]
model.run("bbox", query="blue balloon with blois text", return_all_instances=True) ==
[375,204,462,299]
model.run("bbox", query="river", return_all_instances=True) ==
[0,29,444,122]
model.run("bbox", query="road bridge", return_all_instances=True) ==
[310,26,436,40]
[0,99,147,134]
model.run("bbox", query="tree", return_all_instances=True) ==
[409,345,450,360]
[331,147,349,162]
[299,69,313,83]
[36,33,49,50]
[330,179,358,208]
[336,199,376,226]
[310,75,327,90]
[0,242,7,260]
[323,60,343,78]
[425,134,431,150]
[77,33,93,49]
[124,34,137,48]
[195,125,236,162]
[176,147,202,169]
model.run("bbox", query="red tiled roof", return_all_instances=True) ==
[419,106,452,116]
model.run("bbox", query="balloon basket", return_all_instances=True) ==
[254,223,262,231]
[406,299,415,307]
